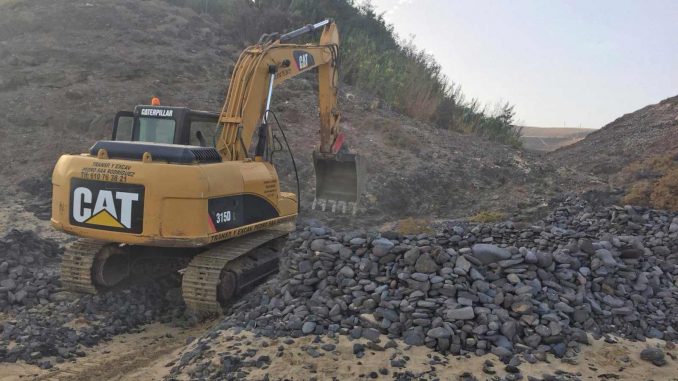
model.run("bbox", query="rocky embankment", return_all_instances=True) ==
[168,195,677,379]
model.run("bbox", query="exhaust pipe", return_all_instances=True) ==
[312,150,363,214]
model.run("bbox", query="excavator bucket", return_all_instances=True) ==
[312,151,363,214]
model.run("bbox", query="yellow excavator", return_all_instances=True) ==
[50,19,360,314]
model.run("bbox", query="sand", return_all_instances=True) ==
[1,321,676,381]
[0,322,207,381]
[166,329,678,381]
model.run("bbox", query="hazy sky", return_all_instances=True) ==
[370,0,678,128]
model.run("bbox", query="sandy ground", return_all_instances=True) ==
[0,321,212,381]
[0,202,69,243]
[166,330,678,381]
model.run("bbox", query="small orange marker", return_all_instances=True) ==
[151,97,161,106]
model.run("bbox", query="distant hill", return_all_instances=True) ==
[520,127,595,152]
[549,95,678,177]
[547,95,678,211]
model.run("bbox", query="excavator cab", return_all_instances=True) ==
[111,105,220,146]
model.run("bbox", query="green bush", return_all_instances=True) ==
[167,0,522,146]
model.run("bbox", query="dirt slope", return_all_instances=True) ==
[0,0,566,223]
[0,0,234,176]
[548,95,678,178]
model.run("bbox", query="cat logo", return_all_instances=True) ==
[293,50,314,70]
[69,179,145,233]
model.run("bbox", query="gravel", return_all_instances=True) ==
[175,195,677,376]
[3,194,677,376]
[0,230,62,312]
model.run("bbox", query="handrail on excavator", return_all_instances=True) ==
[280,19,332,42]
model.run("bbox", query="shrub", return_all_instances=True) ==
[469,211,504,223]
[650,168,678,211]
[620,149,678,211]
[383,125,418,151]
[396,217,433,235]
[623,180,653,206]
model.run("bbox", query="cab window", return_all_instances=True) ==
[137,117,176,144]
[190,121,218,147]
[114,116,134,141]
[113,112,134,141]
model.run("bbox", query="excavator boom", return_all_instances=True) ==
[216,19,361,211]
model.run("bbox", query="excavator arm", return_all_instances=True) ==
[216,19,361,212]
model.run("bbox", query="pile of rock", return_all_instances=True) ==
[0,230,62,311]
[0,281,188,368]
[216,196,677,363]
[0,229,191,367]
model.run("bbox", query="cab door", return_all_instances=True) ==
[112,111,134,141]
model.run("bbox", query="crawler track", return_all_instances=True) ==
[60,240,193,294]
[60,224,293,315]
[182,225,292,315]
[60,239,108,294]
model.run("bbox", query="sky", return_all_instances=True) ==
[370,0,678,128]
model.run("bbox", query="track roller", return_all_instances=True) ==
[182,225,292,315]
[60,239,194,294]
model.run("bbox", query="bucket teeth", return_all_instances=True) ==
[312,198,357,215]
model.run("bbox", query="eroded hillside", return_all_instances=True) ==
[549,95,678,177]
[0,0,566,224]
[548,95,678,211]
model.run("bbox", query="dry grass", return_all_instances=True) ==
[619,149,678,211]
[395,218,433,235]
[469,211,504,223]
[622,180,653,206]
[370,118,420,151]
[650,168,678,211]
[618,150,677,181]
[384,127,419,150]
